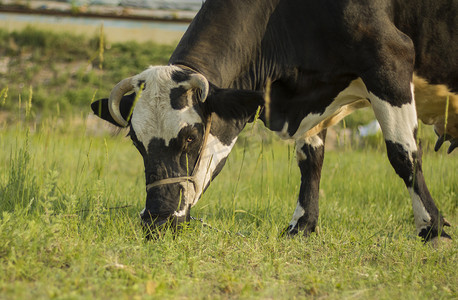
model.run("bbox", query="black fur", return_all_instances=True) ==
[171,0,456,125]
[137,80,146,89]
[385,139,450,241]
[204,87,264,122]
[170,87,189,110]
[141,124,204,220]
[171,70,191,83]
[90,93,136,127]
[289,130,326,236]
[419,226,451,242]
[203,87,264,145]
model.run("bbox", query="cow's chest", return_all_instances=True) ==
[274,78,371,140]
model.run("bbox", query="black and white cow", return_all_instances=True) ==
[91,0,456,242]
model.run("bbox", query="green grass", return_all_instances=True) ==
[0,26,174,119]
[0,27,457,299]
[0,119,456,299]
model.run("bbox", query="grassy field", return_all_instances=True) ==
[0,28,457,299]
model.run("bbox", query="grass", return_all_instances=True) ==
[0,27,457,299]
[0,26,174,119]
[0,119,456,299]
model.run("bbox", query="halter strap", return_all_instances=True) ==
[145,115,212,192]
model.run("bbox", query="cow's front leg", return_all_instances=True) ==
[287,130,326,236]
[369,86,451,243]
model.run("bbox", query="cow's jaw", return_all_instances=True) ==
[142,133,238,228]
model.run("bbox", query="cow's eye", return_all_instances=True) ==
[186,136,195,143]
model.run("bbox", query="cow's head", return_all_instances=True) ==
[91,65,263,236]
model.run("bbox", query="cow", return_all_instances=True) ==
[91,0,456,243]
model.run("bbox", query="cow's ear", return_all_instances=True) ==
[204,88,264,122]
[91,93,136,127]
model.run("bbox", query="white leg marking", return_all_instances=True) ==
[368,88,418,153]
[368,84,435,235]
[173,209,187,218]
[295,135,324,163]
[289,201,305,231]
[408,188,432,234]
[305,134,324,148]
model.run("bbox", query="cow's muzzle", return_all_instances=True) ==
[140,208,191,239]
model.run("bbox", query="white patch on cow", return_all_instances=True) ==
[173,209,187,218]
[369,82,434,235]
[180,133,238,208]
[306,134,324,148]
[289,201,305,231]
[369,88,418,153]
[131,66,202,150]
[295,134,324,163]
[408,188,432,234]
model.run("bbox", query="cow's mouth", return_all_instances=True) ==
[140,208,190,239]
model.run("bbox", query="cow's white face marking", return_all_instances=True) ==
[170,134,237,217]
[185,134,237,205]
[131,66,202,150]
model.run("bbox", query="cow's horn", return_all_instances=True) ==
[189,73,209,102]
[108,77,134,127]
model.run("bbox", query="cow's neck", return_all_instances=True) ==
[169,0,281,89]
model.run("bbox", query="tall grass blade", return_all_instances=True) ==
[99,23,105,70]
[127,82,144,123]
[25,85,33,119]
[0,86,8,105]
[443,94,449,143]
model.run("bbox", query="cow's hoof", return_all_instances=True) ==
[429,236,453,249]
[434,134,458,153]
[280,224,318,237]
[280,225,295,237]
[449,139,458,153]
